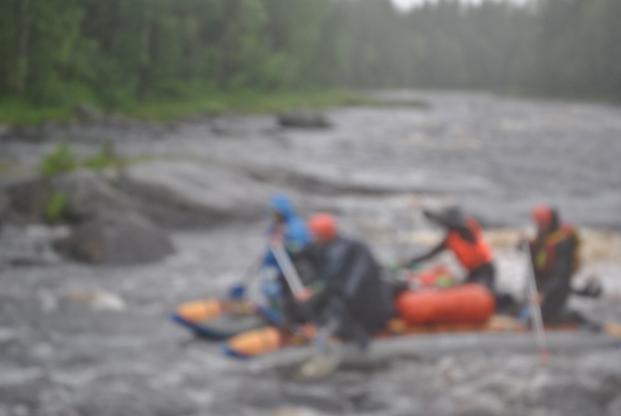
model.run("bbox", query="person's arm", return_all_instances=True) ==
[406,238,447,267]
[306,240,351,318]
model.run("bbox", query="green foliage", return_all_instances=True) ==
[121,89,373,120]
[45,191,69,223]
[1,0,621,120]
[83,142,122,171]
[40,144,78,177]
[40,142,124,176]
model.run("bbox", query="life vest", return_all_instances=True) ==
[446,218,494,272]
[531,225,580,278]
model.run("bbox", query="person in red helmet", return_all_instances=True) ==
[300,213,393,349]
[405,207,496,292]
[528,204,581,324]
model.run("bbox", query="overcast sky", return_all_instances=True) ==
[391,0,525,11]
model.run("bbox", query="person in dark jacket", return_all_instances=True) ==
[299,213,394,349]
[528,204,580,324]
[405,207,496,291]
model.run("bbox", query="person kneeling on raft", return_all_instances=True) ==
[254,194,313,327]
[296,213,394,350]
[404,206,496,292]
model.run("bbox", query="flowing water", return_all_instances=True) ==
[1,91,621,415]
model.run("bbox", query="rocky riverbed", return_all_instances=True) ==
[1,91,621,415]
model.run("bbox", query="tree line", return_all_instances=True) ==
[0,0,619,108]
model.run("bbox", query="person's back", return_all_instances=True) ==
[303,214,393,348]
[310,235,393,335]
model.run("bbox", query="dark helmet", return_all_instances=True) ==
[423,206,466,229]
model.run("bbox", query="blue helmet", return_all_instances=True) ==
[269,194,295,220]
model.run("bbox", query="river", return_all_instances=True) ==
[1,91,620,415]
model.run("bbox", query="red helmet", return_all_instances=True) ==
[532,204,557,231]
[309,213,337,242]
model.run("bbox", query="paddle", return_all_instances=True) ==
[228,254,264,300]
[525,245,550,360]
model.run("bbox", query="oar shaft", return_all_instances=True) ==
[269,242,305,296]
[527,247,549,355]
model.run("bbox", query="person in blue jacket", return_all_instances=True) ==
[262,194,311,270]
[258,194,312,326]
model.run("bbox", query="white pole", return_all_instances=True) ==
[526,248,549,358]
[269,242,305,296]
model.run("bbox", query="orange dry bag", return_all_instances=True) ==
[395,284,495,325]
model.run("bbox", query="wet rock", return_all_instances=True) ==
[115,175,234,228]
[73,103,104,122]
[278,111,331,129]
[0,189,8,224]
[50,171,135,223]
[122,160,277,226]
[10,125,45,143]
[5,171,133,225]
[4,165,262,230]
[57,212,174,265]
[0,124,9,139]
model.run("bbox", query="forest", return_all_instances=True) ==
[0,0,619,117]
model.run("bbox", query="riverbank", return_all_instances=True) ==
[0,89,373,126]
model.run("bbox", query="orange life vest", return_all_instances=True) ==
[446,218,494,272]
[531,224,580,277]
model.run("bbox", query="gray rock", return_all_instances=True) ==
[5,166,265,230]
[278,111,331,129]
[73,103,104,122]
[121,160,280,227]
[57,212,174,265]
[51,171,135,223]
[10,125,45,143]
[5,171,134,225]
[0,124,9,139]
[0,189,8,223]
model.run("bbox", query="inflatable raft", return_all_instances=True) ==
[223,284,500,359]
[172,266,458,341]
[172,298,267,340]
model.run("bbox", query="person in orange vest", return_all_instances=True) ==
[528,204,580,324]
[404,207,496,291]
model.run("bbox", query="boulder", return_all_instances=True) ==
[0,124,10,139]
[57,212,174,265]
[121,160,278,227]
[277,111,331,129]
[5,166,263,230]
[73,103,104,122]
[0,189,8,226]
[10,125,45,143]
[5,171,135,225]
